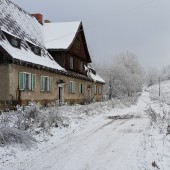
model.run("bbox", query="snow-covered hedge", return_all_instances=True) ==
[0,126,36,148]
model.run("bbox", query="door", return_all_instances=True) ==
[58,85,64,105]
[88,89,92,102]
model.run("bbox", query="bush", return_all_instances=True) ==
[0,126,36,148]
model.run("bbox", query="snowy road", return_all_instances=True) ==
[17,91,151,170]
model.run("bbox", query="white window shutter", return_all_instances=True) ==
[79,83,81,94]
[73,82,76,93]
[32,74,36,91]
[47,77,50,91]
[68,81,71,93]
[19,72,24,90]
[50,77,53,92]
[41,76,44,91]
[28,73,31,90]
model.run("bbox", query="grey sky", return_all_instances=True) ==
[11,0,170,69]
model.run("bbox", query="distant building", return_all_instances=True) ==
[0,0,105,109]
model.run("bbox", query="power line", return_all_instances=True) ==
[45,29,83,43]
[126,0,158,12]
[45,0,158,44]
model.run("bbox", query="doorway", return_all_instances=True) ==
[58,84,64,105]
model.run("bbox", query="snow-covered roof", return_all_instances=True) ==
[0,0,44,47]
[43,22,81,49]
[0,38,64,70]
[88,72,105,83]
[0,0,64,71]
[87,64,105,83]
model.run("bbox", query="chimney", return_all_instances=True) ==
[44,20,51,23]
[31,13,43,24]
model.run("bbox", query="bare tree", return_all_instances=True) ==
[96,51,144,99]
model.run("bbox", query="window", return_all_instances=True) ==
[76,39,81,49]
[40,76,53,92]
[80,62,84,72]
[68,81,76,94]
[79,83,85,94]
[94,85,97,95]
[91,69,96,75]
[33,47,41,56]
[19,72,36,91]
[11,38,20,47]
[98,86,102,95]
[44,77,49,91]
[0,32,5,40]
[70,57,74,69]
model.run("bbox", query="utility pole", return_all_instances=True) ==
[159,78,161,97]
[109,74,112,100]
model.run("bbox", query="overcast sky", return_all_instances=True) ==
[11,0,170,69]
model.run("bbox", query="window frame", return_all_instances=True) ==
[19,72,35,91]
[79,83,85,94]
[44,76,50,92]
[70,57,74,69]
[76,38,81,49]
[40,76,53,92]
[11,38,20,48]
[68,81,76,94]
[25,72,32,90]
[33,47,41,56]
[98,86,102,95]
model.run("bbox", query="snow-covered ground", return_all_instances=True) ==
[1,82,170,170]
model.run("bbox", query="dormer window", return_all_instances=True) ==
[0,31,5,40]
[2,35,5,40]
[33,47,41,56]
[11,38,20,48]
[91,68,96,75]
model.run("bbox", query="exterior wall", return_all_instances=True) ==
[93,83,103,102]
[0,64,10,110]
[8,64,103,106]
[0,65,10,101]
[9,64,58,105]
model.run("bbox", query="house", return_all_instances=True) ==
[0,0,105,109]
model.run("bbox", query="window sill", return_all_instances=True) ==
[19,89,35,92]
[40,91,52,93]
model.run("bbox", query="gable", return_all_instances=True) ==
[68,23,91,63]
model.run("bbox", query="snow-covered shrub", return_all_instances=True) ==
[0,112,11,127]
[11,102,69,133]
[0,126,36,148]
[13,102,41,130]
[36,107,69,130]
[146,105,170,134]
[24,103,40,120]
